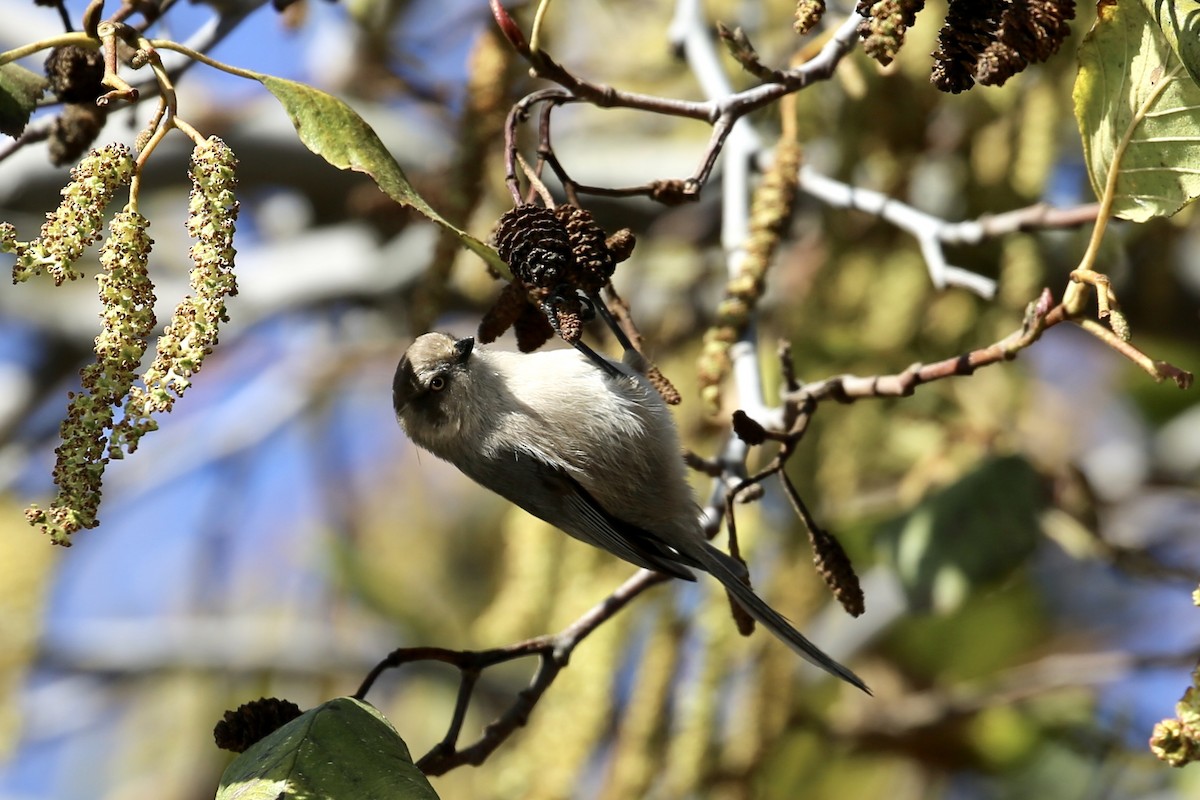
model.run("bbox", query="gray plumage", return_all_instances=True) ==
[393,332,868,693]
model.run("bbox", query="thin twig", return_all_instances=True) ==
[355,569,670,776]
[495,5,862,204]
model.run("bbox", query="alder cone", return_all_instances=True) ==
[213,697,302,753]
[493,205,573,292]
[44,45,105,103]
[554,204,614,294]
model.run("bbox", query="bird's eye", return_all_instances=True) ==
[429,375,447,392]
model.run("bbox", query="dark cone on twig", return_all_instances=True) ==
[605,229,637,264]
[44,45,105,104]
[489,204,584,342]
[976,0,1075,86]
[487,203,637,348]
[213,697,303,753]
[931,0,1005,93]
[493,205,574,293]
[555,204,615,295]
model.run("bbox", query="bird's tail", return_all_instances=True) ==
[690,541,871,694]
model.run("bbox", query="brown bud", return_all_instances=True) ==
[605,229,637,264]
[649,179,693,206]
[554,304,583,344]
[731,410,767,445]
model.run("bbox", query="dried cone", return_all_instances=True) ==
[213,698,303,753]
[931,0,1006,93]
[493,204,574,294]
[488,204,637,349]
[605,228,637,264]
[44,45,105,103]
[554,204,614,295]
[976,0,1075,86]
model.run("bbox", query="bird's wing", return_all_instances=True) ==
[465,448,697,581]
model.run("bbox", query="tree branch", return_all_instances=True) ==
[354,569,670,776]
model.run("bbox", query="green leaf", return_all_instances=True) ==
[0,63,48,138]
[1075,0,1200,222]
[216,697,441,800]
[875,455,1045,614]
[1142,0,1200,87]
[250,73,508,276]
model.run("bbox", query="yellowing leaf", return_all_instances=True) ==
[250,73,508,276]
[1075,0,1200,222]
[1142,0,1200,87]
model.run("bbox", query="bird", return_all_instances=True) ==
[393,331,868,692]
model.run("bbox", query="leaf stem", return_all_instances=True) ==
[529,0,554,55]
[146,38,262,81]
[1069,64,1185,311]
[0,32,96,66]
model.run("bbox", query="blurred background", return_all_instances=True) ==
[1,0,1199,798]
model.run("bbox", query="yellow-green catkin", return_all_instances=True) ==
[122,136,238,444]
[698,139,802,414]
[794,0,825,34]
[8,144,135,285]
[27,209,155,545]
[1151,667,1200,767]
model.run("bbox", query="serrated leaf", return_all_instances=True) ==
[875,456,1045,614]
[216,697,440,800]
[249,73,508,276]
[0,63,48,138]
[1074,0,1200,222]
[1142,0,1200,87]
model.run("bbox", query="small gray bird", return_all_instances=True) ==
[393,332,867,692]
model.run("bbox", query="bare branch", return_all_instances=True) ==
[355,570,670,776]
[500,7,862,204]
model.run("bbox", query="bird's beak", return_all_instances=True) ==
[454,337,475,362]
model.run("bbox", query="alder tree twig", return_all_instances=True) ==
[494,3,862,204]
[355,569,670,776]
